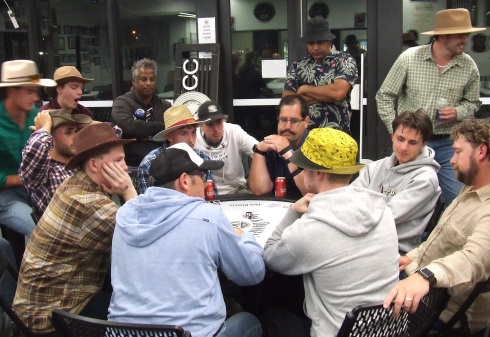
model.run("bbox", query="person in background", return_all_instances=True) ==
[19,109,92,219]
[283,18,358,132]
[249,94,309,199]
[111,58,172,167]
[344,34,365,79]
[13,123,137,335]
[384,118,490,336]
[376,8,485,207]
[351,110,441,254]
[0,60,56,236]
[195,101,257,194]
[40,66,93,117]
[263,128,399,336]
[137,105,217,194]
[109,143,265,337]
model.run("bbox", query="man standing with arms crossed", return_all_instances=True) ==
[376,8,485,206]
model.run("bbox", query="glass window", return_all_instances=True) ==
[0,0,30,62]
[117,0,197,100]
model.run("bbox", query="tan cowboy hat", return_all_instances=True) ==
[65,123,135,170]
[422,8,486,35]
[291,128,364,175]
[45,66,93,98]
[0,60,57,88]
[48,109,92,129]
[153,105,210,142]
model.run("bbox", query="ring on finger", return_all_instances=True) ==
[405,297,413,302]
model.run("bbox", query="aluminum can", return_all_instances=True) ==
[205,180,215,201]
[275,177,287,198]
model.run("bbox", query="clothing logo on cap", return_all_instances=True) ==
[208,105,218,113]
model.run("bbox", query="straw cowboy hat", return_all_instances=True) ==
[66,123,134,170]
[48,109,92,129]
[45,66,93,97]
[153,105,210,142]
[0,60,56,88]
[291,128,364,175]
[422,8,486,35]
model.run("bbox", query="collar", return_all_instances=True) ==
[422,42,464,68]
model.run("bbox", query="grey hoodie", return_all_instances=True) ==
[264,186,399,337]
[351,146,441,253]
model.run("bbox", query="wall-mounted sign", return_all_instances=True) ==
[254,2,275,23]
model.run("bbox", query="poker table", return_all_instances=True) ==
[214,195,295,247]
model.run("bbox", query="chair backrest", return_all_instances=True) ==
[422,194,446,242]
[336,287,449,337]
[51,309,192,337]
[0,251,36,337]
[439,276,490,336]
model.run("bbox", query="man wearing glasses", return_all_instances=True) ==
[109,142,265,337]
[249,94,309,199]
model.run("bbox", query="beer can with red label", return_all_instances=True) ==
[205,180,216,201]
[275,177,287,198]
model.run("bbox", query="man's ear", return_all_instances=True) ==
[478,144,489,161]
[87,157,99,174]
[175,173,191,194]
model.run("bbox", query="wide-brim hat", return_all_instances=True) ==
[422,8,486,35]
[49,109,92,129]
[291,128,364,175]
[66,123,135,170]
[46,66,93,97]
[197,101,228,123]
[153,105,209,142]
[0,60,57,88]
[302,18,336,42]
[149,142,224,186]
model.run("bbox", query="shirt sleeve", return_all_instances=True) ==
[376,54,408,133]
[283,61,300,92]
[454,64,482,121]
[137,153,155,194]
[236,125,258,158]
[19,130,53,191]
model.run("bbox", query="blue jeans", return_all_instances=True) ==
[0,186,35,236]
[428,137,463,207]
[0,237,17,317]
[218,312,262,337]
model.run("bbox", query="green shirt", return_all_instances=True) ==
[0,100,37,187]
[376,43,481,134]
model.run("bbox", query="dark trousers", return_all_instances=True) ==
[263,307,311,337]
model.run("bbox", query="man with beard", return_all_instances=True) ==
[19,109,92,219]
[40,66,94,117]
[376,8,486,207]
[384,118,490,336]
[111,58,171,167]
[249,94,309,199]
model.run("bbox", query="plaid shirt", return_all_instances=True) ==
[13,171,117,334]
[284,50,358,132]
[19,126,122,218]
[376,43,481,134]
[137,144,217,194]
[19,130,75,217]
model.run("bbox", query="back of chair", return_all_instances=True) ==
[51,309,191,337]
[422,194,445,242]
[407,287,450,336]
[0,251,35,337]
[336,302,410,337]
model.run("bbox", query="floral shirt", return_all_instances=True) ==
[284,51,358,132]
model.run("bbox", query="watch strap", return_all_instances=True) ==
[253,144,267,156]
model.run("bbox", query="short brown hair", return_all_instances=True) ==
[392,109,433,142]
[451,118,490,160]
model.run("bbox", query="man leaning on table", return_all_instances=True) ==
[109,142,265,337]
[263,128,399,337]
[384,118,490,336]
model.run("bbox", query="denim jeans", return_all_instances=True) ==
[0,186,35,236]
[428,137,463,207]
[218,312,262,337]
[0,237,17,318]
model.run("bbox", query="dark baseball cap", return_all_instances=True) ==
[196,101,228,123]
[149,143,224,186]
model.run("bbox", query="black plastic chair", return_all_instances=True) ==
[422,194,446,242]
[51,309,192,337]
[436,276,490,337]
[0,250,36,337]
[336,287,449,337]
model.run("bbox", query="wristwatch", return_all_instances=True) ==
[417,267,436,287]
[253,144,267,156]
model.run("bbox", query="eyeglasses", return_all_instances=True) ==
[188,170,208,182]
[277,117,305,126]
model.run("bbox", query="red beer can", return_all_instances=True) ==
[205,179,216,201]
[275,177,287,198]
